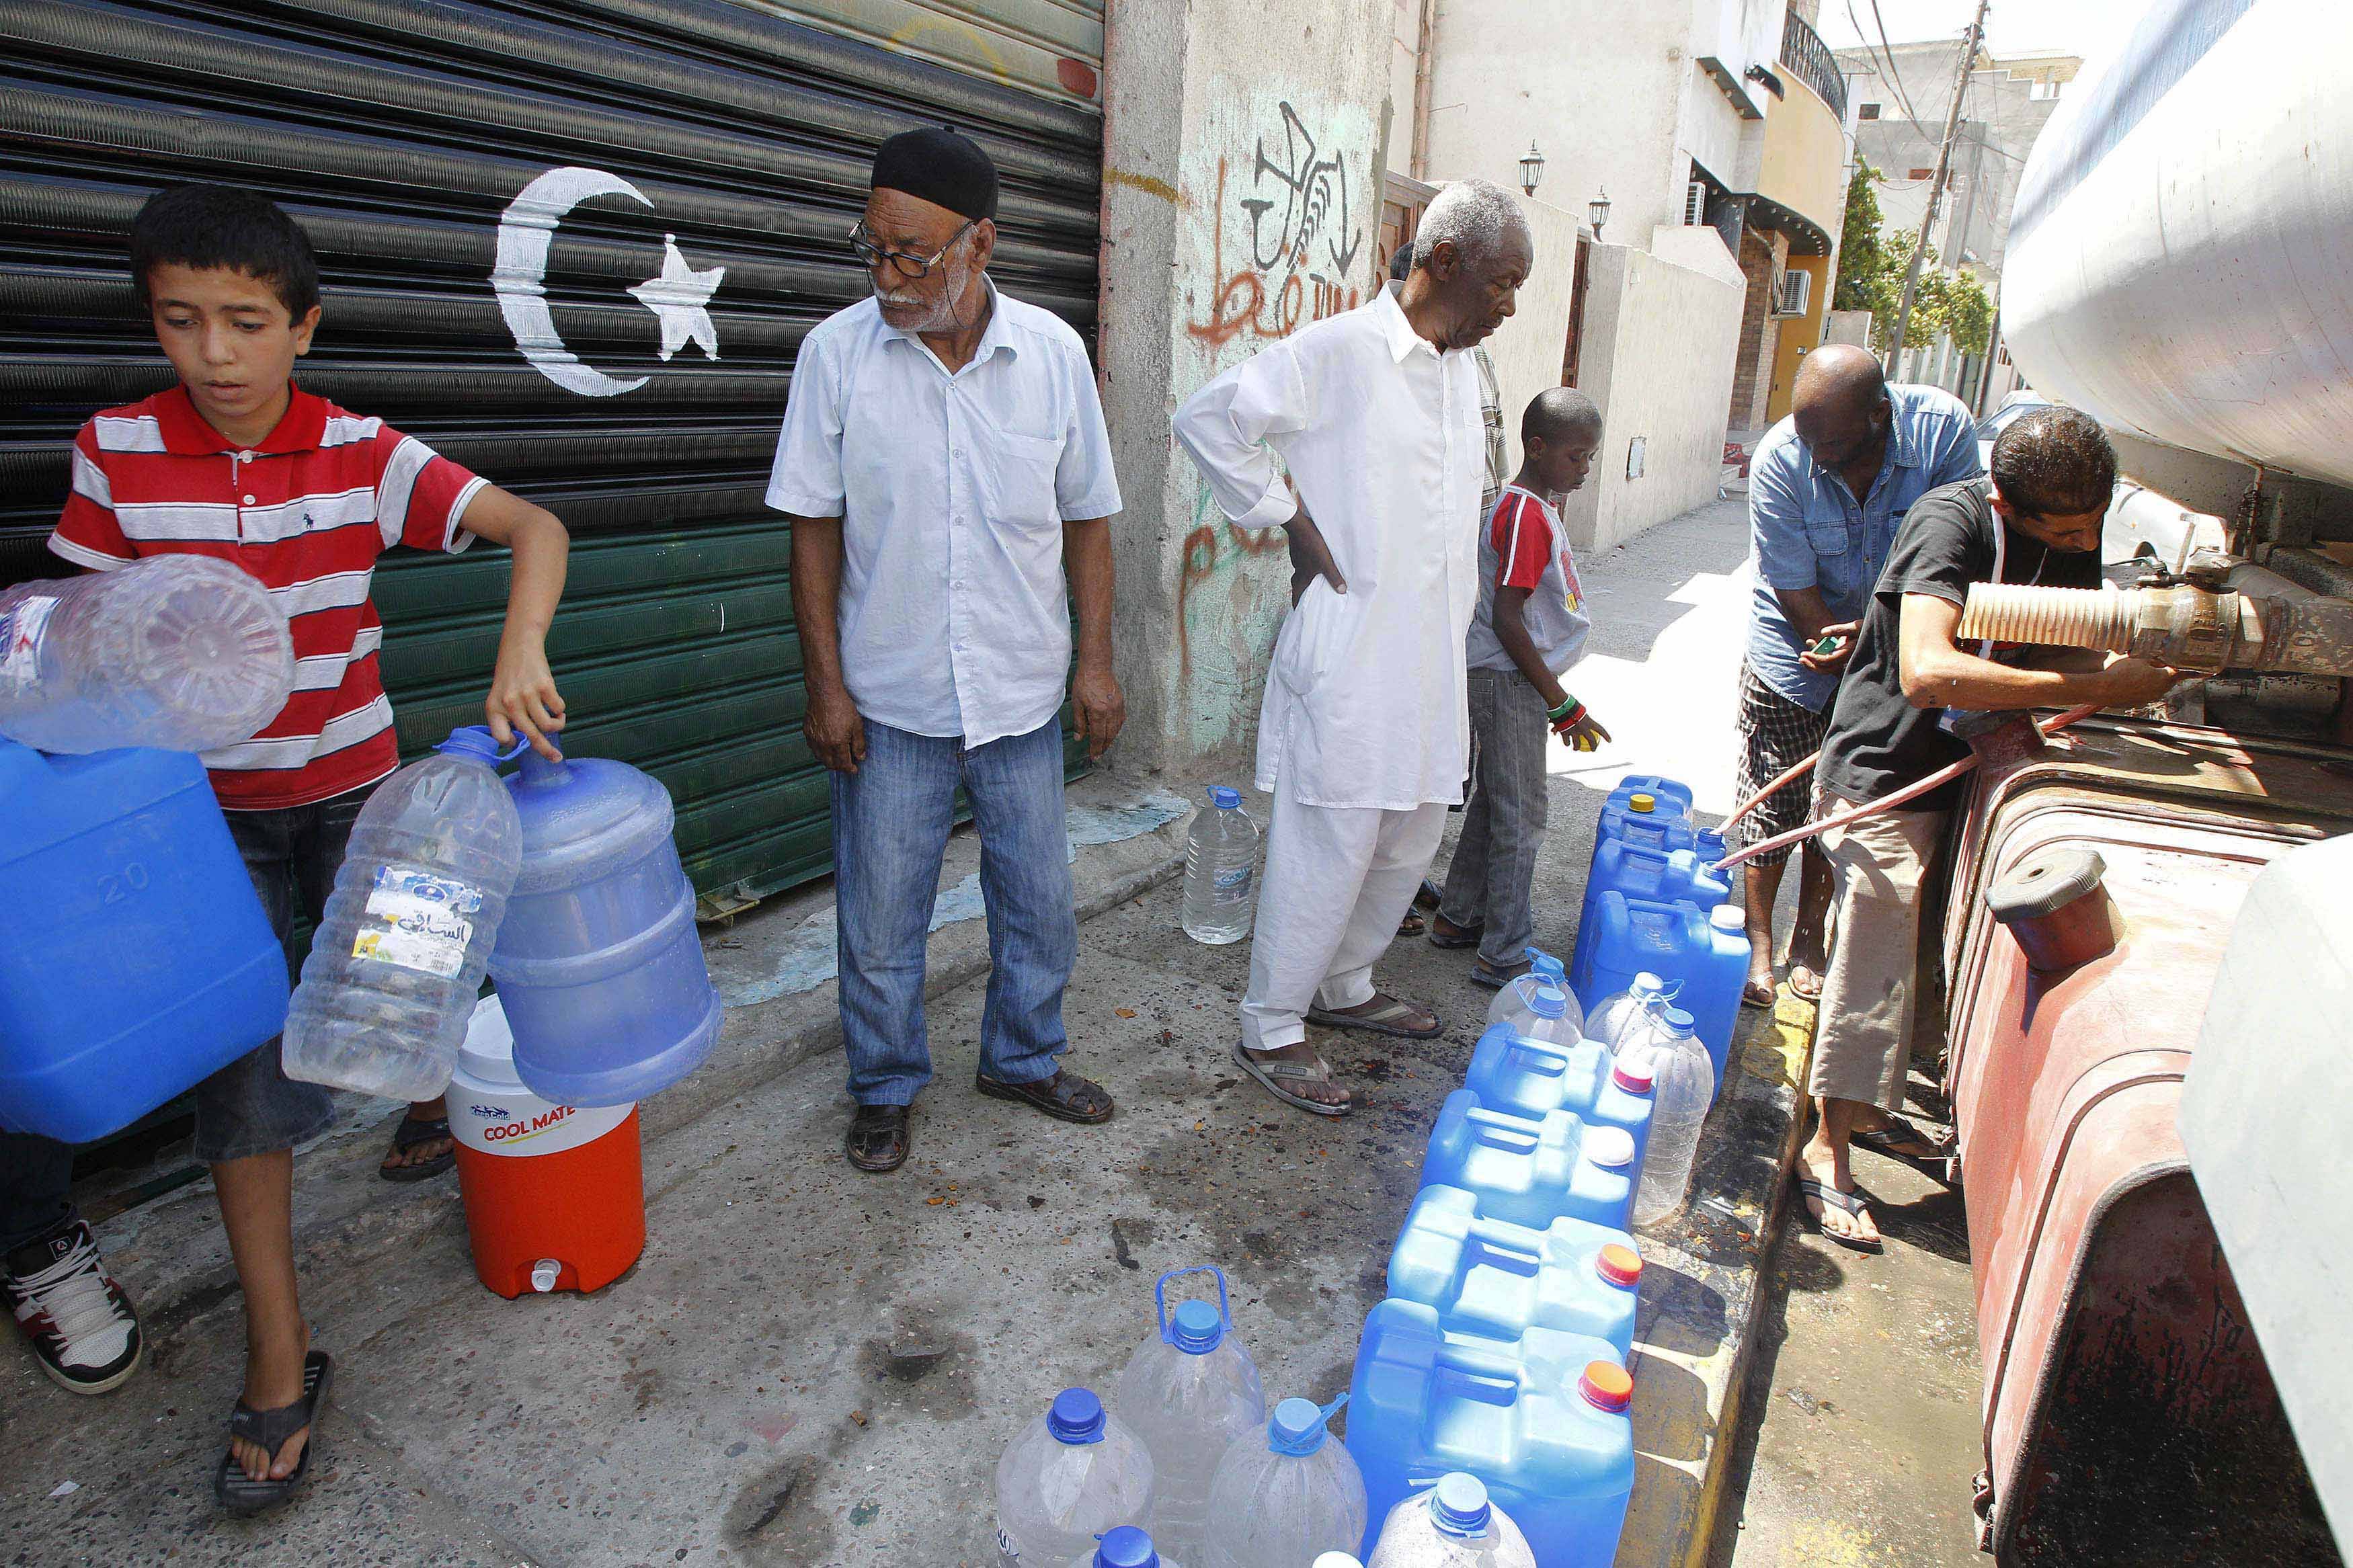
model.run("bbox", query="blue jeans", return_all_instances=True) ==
[831,716,1076,1106]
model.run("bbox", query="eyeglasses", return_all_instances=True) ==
[848,219,975,279]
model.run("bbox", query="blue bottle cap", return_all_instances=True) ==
[1530,950,1566,982]
[1527,983,1568,1020]
[1047,1387,1107,1444]
[1267,1397,1330,1456]
[1663,1006,1698,1037]
[1207,786,1242,809]
[434,724,526,763]
[1169,1298,1224,1354]
[1431,1473,1492,1536]
[1094,1526,1158,1567]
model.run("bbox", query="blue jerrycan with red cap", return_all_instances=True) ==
[489,740,721,1108]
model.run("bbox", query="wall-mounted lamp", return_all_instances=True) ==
[1588,188,1611,239]
[1519,140,1547,198]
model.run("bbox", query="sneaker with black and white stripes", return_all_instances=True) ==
[3,1218,142,1395]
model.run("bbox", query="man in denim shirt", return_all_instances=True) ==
[1732,345,1979,1008]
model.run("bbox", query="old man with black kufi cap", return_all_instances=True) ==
[766,126,1125,1173]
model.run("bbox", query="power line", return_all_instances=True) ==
[1851,0,1927,124]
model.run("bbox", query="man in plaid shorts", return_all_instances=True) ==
[1736,346,1979,1003]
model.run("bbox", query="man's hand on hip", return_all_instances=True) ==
[1284,509,1347,606]
[805,681,867,774]
[1073,659,1126,758]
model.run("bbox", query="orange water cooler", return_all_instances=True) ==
[450,996,645,1298]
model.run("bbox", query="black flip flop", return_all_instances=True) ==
[378,1114,454,1184]
[1795,1175,1884,1253]
[215,1350,330,1516]
[1851,1115,1954,1167]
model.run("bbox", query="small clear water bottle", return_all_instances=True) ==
[1483,949,1570,1030]
[280,727,524,1102]
[1183,787,1260,944]
[0,557,292,755]
[1199,1396,1368,1568]
[1587,973,1673,1057]
[1115,1268,1263,1557]
[998,1388,1157,1567]
[1488,967,1581,1046]
[1628,1007,1716,1227]
[1068,1525,1181,1568]
[1366,1474,1537,1567]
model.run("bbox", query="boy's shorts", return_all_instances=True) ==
[192,784,378,1163]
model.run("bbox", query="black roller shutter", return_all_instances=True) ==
[0,0,1105,901]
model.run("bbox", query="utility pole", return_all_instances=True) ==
[1885,0,1991,374]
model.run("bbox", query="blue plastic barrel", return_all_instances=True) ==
[1388,1185,1642,1358]
[0,741,286,1143]
[1601,775,1694,818]
[1569,841,1731,995]
[1346,1298,1634,1567]
[1577,893,1749,1092]
[1419,1091,1638,1232]
[489,746,722,1107]
[1463,1024,1654,1164]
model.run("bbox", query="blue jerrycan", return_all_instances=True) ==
[0,741,286,1142]
[1419,1091,1638,1232]
[1577,894,1748,1092]
[489,743,722,1107]
[1388,1184,1642,1358]
[1463,1024,1654,1164]
[1570,841,1730,996]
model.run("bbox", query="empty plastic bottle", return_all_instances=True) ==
[1068,1526,1180,1568]
[1366,1474,1536,1567]
[1627,1007,1715,1227]
[1487,976,1583,1048]
[998,1389,1158,1567]
[1199,1397,1368,1568]
[1183,787,1261,944]
[0,557,292,755]
[1483,950,1576,1034]
[1115,1269,1264,1556]
[280,727,524,1102]
[1585,973,1674,1057]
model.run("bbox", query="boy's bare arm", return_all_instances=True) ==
[1494,585,1609,750]
[455,483,569,759]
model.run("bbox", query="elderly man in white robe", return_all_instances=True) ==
[1173,180,1536,1116]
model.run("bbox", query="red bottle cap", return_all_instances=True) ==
[1580,1360,1634,1413]
[1595,1243,1642,1288]
[1611,1057,1654,1094]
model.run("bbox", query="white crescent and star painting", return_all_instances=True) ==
[491,166,725,397]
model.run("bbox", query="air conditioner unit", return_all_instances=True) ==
[1772,268,1812,318]
[1683,181,1710,226]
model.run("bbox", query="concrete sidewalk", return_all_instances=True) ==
[4,497,1812,1567]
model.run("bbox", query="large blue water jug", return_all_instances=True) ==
[0,741,286,1143]
[1419,1091,1637,1232]
[1569,841,1730,996]
[488,745,721,1107]
[1462,1024,1654,1163]
[1346,1298,1634,1567]
[1602,775,1693,818]
[1388,1185,1642,1359]
[1576,894,1749,1094]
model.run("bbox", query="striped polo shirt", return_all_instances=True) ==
[48,383,483,810]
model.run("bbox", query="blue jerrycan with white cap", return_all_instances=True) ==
[1420,1091,1640,1232]
[1115,1268,1264,1558]
[1199,1396,1369,1568]
[998,1388,1158,1566]
[1388,1185,1643,1360]
[1464,1024,1655,1163]
[1069,1526,1181,1568]
[489,741,721,1108]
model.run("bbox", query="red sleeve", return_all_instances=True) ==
[372,423,486,554]
[46,425,136,571]
[1490,493,1551,591]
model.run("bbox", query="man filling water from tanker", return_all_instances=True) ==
[1172,179,1535,1116]
[1798,407,2178,1249]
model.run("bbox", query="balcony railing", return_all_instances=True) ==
[1781,10,1848,121]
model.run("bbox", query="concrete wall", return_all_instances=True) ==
[1757,73,1846,239]
[1387,0,1420,175]
[1824,306,1872,347]
[1100,0,1394,780]
[1728,224,1787,431]
[1562,233,1746,556]
[1480,196,1585,475]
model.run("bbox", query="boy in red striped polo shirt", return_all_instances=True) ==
[27,184,569,1510]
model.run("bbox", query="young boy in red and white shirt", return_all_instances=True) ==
[1430,388,1611,989]
[19,183,568,1511]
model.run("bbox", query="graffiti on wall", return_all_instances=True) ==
[1187,100,1369,349]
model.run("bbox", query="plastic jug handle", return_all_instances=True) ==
[1154,1265,1234,1342]
[1464,1214,1545,1273]
[1465,1106,1540,1151]
[1430,1339,1527,1391]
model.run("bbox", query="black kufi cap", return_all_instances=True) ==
[871,126,1000,222]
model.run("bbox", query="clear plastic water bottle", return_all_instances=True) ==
[1183,787,1261,944]
[1366,1474,1537,1567]
[1199,1396,1368,1568]
[1315,1556,1366,1568]
[998,1388,1157,1567]
[280,727,524,1102]
[1067,1525,1182,1568]
[0,557,292,754]
[1115,1269,1264,1557]
[1628,1007,1716,1227]
[1483,949,1570,1030]
[1488,968,1582,1046]
[1587,973,1674,1056]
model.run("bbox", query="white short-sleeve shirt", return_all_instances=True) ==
[764,284,1121,747]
